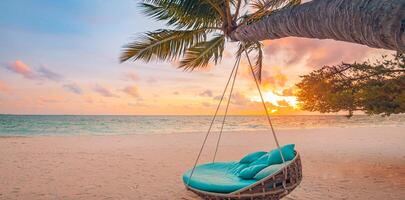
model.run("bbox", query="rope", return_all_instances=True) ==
[212,57,240,162]
[187,56,241,186]
[187,45,288,187]
[243,49,286,165]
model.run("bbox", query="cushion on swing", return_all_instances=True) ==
[183,162,257,193]
[253,161,291,180]
[227,163,249,175]
[249,144,296,166]
[239,151,267,164]
[182,145,296,193]
[238,164,268,179]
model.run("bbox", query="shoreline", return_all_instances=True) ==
[1,125,405,138]
[1,127,404,199]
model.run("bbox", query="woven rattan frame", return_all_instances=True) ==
[185,151,302,200]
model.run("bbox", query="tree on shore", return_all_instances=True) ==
[296,53,405,117]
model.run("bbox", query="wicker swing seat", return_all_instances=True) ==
[183,151,302,200]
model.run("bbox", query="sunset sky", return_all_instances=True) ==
[0,0,393,115]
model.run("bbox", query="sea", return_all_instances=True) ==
[0,114,404,136]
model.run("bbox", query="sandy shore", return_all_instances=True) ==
[0,126,404,200]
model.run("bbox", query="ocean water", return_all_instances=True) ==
[0,115,404,136]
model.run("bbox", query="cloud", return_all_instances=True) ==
[263,37,380,68]
[122,85,140,98]
[277,100,290,107]
[37,67,63,81]
[63,83,83,95]
[173,91,179,95]
[93,85,117,97]
[5,60,63,81]
[261,70,288,89]
[231,92,250,106]
[0,80,11,94]
[199,89,213,97]
[213,95,222,100]
[125,72,140,81]
[282,88,294,96]
[6,60,36,79]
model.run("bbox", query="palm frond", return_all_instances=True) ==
[237,42,264,82]
[120,29,207,63]
[254,42,263,82]
[203,0,227,21]
[180,35,225,70]
[140,0,222,29]
[245,0,301,24]
[233,0,248,21]
[251,0,300,10]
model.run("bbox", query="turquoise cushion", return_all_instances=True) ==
[249,153,269,166]
[227,163,248,175]
[238,164,268,179]
[182,145,296,193]
[267,144,295,165]
[239,151,267,164]
[250,144,295,166]
[183,162,257,193]
[253,161,291,180]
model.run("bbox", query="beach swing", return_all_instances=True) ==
[182,49,302,199]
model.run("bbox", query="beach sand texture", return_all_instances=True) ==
[1,127,404,199]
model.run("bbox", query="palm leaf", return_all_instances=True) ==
[203,0,227,21]
[120,29,207,63]
[245,0,301,24]
[180,35,225,70]
[236,41,264,82]
[140,0,222,29]
[251,0,300,11]
[254,42,263,82]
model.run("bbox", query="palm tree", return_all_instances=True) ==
[121,0,404,80]
[120,0,301,81]
[231,0,405,52]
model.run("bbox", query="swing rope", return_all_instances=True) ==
[244,50,286,164]
[187,55,241,186]
[187,44,287,186]
[212,55,240,162]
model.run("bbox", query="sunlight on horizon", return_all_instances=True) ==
[250,90,299,110]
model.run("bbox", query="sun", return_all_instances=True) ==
[250,90,299,109]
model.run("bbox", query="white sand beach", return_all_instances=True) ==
[1,126,404,200]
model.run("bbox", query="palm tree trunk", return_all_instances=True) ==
[231,0,405,52]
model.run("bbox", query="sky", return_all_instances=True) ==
[0,0,393,115]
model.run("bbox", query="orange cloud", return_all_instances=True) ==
[122,85,140,98]
[199,89,213,97]
[261,70,288,90]
[7,60,36,79]
[263,37,382,68]
[231,92,250,106]
[6,60,63,81]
